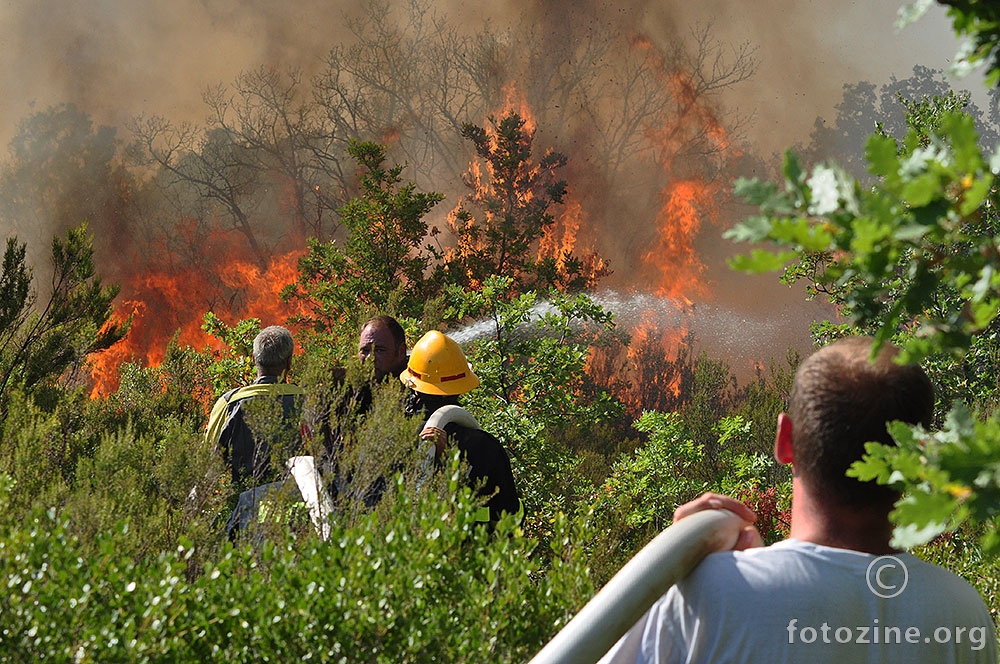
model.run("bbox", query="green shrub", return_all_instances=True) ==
[0,467,593,662]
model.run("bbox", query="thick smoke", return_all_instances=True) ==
[0,0,361,147]
[2,1,971,166]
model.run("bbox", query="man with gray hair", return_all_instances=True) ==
[206,325,307,491]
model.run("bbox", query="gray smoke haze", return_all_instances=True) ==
[1,1,974,154]
[664,1,987,154]
[0,0,986,370]
[1,0,360,145]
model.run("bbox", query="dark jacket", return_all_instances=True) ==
[208,376,306,490]
[442,422,521,522]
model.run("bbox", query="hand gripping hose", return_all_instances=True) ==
[527,508,744,664]
[418,404,482,472]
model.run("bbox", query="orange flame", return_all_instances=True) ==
[88,242,307,399]
[500,81,536,133]
[643,179,713,303]
[586,311,691,418]
[538,196,582,268]
[634,44,739,303]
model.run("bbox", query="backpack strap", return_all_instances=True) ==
[205,382,306,446]
[226,383,306,402]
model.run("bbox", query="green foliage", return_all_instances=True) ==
[727,96,1000,554]
[0,390,73,514]
[599,412,709,532]
[446,276,622,408]
[0,238,31,332]
[0,284,803,660]
[849,407,1000,552]
[445,112,601,293]
[283,141,444,345]
[587,409,789,584]
[728,351,798,473]
[323,377,425,526]
[444,276,625,543]
[339,141,445,309]
[876,89,975,146]
[0,224,127,416]
[901,1,1000,87]
[200,314,261,397]
[62,420,227,565]
[87,339,217,438]
[0,465,594,662]
[730,109,1000,364]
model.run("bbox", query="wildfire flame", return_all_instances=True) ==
[500,81,536,133]
[87,38,741,414]
[88,234,307,399]
[643,179,712,303]
[456,69,739,411]
[538,196,582,268]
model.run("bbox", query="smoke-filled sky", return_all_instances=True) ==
[0,0,980,154]
[665,0,988,154]
[0,0,990,369]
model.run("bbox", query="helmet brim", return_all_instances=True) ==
[400,365,480,396]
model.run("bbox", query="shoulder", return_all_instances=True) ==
[628,540,997,664]
[211,386,247,414]
[897,553,992,608]
[676,540,993,622]
[444,422,500,443]
[442,424,511,463]
[673,540,883,598]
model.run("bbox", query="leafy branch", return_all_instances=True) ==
[726,105,1000,553]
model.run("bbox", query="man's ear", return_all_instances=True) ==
[774,412,794,465]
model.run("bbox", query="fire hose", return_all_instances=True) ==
[527,508,743,664]
[424,403,481,431]
[419,403,481,468]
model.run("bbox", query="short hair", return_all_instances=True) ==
[788,337,934,509]
[361,315,406,349]
[253,326,295,374]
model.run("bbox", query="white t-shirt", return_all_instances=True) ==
[598,539,997,664]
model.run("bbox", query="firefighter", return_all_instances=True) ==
[317,316,410,507]
[330,314,408,437]
[401,330,521,524]
[205,325,307,492]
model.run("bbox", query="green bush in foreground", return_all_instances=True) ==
[0,468,593,663]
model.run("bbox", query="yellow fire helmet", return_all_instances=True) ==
[400,330,481,396]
